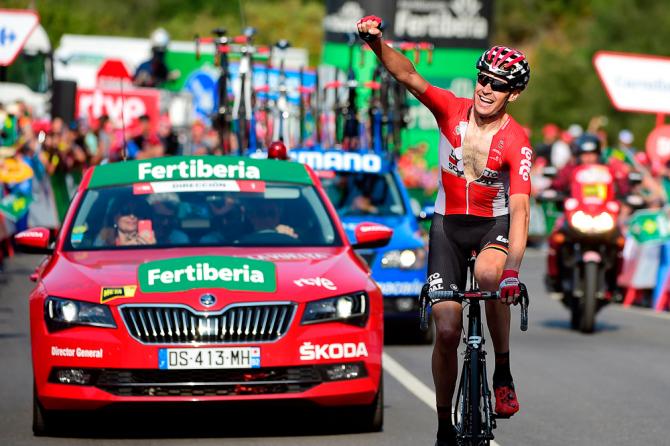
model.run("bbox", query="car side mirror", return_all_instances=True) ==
[14,228,53,255]
[352,222,393,249]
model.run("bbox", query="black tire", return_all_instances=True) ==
[469,348,481,445]
[355,376,384,432]
[569,295,581,330]
[32,385,52,436]
[580,262,598,334]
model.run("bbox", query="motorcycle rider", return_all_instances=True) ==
[545,133,627,296]
[550,133,630,199]
[357,15,532,446]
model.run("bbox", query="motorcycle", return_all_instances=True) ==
[540,164,642,333]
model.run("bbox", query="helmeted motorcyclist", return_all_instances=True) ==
[550,133,630,197]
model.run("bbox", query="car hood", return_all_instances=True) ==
[42,246,370,308]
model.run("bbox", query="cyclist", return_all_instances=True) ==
[357,16,531,446]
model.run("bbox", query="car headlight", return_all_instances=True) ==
[569,211,615,234]
[380,248,427,270]
[45,297,116,331]
[301,293,368,326]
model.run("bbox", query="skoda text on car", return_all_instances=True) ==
[17,156,392,435]
[289,149,432,343]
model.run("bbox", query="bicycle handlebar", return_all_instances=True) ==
[420,284,529,332]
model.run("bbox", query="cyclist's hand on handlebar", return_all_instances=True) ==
[498,269,521,305]
[357,15,383,42]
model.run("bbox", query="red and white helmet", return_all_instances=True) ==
[477,46,530,91]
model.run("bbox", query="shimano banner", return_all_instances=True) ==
[325,0,492,48]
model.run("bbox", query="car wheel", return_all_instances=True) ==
[33,384,52,436]
[351,376,384,432]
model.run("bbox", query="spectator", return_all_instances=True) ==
[535,123,560,161]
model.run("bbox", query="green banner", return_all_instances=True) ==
[628,210,670,244]
[138,256,277,293]
[0,194,33,221]
[88,156,312,188]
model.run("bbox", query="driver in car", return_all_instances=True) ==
[247,200,298,240]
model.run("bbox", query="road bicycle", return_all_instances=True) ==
[195,28,233,154]
[271,39,293,147]
[419,257,529,446]
[231,27,269,154]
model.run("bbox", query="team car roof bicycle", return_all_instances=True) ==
[15,155,392,435]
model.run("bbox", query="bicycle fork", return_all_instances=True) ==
[461,302,495,444]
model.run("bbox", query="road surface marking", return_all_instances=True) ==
[383,352,502,446]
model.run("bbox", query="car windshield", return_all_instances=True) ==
[64,182,341,250]
[320,171,406,217]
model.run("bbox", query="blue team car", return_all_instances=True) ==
[291,149,433,343]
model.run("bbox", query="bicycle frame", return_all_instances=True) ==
[420,260,528,446]
[272,40,292,146]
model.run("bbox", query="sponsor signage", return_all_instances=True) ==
[593,51,670,115]
[324,0,491,48]
[628,210,670,244]
[291,150,386,173]
[88,156,312,188]
[76,87,160,130]
[100,285,137,304]
[392,0,492,48]
[299,341,369,360]
[0,9,39,66]
[138,256,277,293]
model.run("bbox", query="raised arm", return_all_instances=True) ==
[357,16,429,98]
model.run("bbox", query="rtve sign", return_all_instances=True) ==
[593,51,670,115]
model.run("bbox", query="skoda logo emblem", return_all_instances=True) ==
[200,293,217,307]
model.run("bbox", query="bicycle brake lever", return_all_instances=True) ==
[419,283,430,331]
[519,283,529,332]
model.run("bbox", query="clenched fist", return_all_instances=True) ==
[357,15,383,42]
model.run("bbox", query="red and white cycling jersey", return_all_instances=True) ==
[418,85,532,217]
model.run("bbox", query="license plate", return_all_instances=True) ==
[158,347,261,370]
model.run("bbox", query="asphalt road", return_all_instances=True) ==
[1,249,669,445]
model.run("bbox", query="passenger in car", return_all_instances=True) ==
[95,198,156,247]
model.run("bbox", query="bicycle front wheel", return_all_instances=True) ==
[469,348,482,445]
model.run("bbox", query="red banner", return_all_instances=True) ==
[76,87,160,131]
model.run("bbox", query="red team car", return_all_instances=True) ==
[15,156,392,435]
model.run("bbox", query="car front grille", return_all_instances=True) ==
[93,366,322,397]
[120,303,296,344]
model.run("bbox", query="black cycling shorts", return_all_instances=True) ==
[427,213,510,294]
